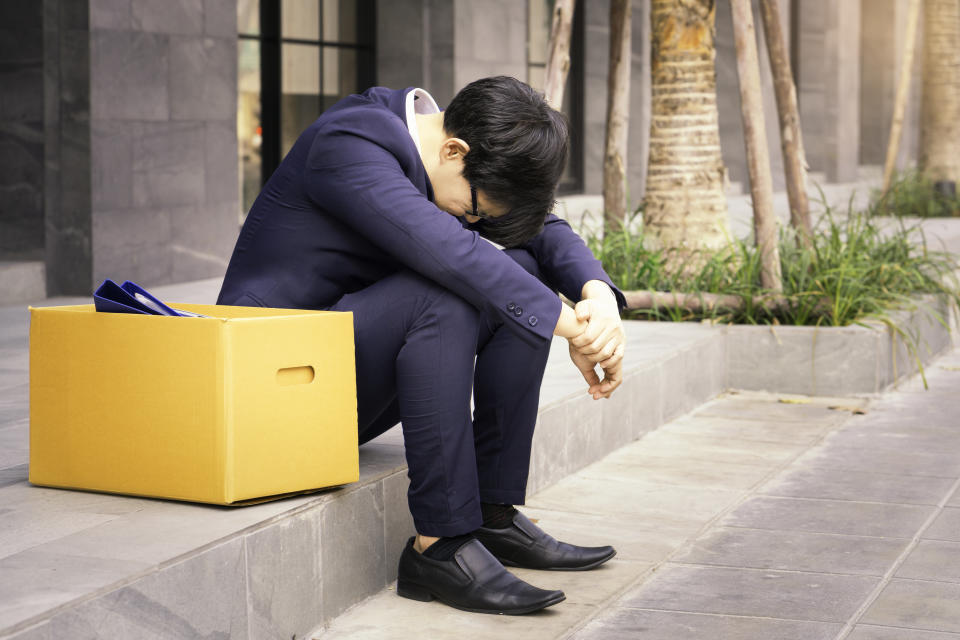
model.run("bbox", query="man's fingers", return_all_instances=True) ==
[570,326,602,349]
[598,343,626,369]
[580,367,601,389]
[574,299,592,322]
[583,333,624,363]
[596,362,623,398]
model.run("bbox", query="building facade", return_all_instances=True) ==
[0,0,923,303]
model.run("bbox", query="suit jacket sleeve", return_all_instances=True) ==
[303,119,562,346]
[521,214,627,310]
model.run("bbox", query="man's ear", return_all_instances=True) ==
[440,137,470,162]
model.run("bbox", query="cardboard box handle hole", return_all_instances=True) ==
[276,366,315,386]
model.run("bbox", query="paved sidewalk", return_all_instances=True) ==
[315,348,960,640]
[575,348,960,640]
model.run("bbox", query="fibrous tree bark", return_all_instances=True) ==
[920,0,960,188]
[643,0,730,253]
[731,0,782,292]
[544,0,576,110]
[881,0,922,195]
[603,0,632,234]
[759,0,811,248]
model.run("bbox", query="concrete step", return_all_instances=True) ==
[0,261,45,306]
[0,281,728,640]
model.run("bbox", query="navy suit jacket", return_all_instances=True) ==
[218,87,624,346]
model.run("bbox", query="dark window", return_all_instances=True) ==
[527,0,584,195]
[238,0,376,216]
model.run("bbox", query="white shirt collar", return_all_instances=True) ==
[405,88,440,155]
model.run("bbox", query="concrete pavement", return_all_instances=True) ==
[316,348,960,640]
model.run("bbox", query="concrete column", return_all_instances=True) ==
[796,0,861,183]
[451,0,526,94]
[716,0,789,193]
[43,0,93,295]
[859,0,923,169]
[0,1,45,260]
[582,0,650,203]
[376,0,455,105]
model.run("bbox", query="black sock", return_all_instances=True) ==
[481,502,518,529]
[422,534,474,561]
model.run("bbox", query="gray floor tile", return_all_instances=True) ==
[674,527,909,576]
[44,538,248,640]
[0,448,27,470]
[760,466,956,505]
[925,508,960,542]
[865,395,960,425]
[897,540,960,583]
[0,507,120,560]
[0,371,27,392]
[695,397,845,424]
[621,564,878,622]
[622,429,802,467]
[512,559,651,606]
[825,425,960,455]
[0,465,27,488]
[0,349,27,371]
[584,447,772,491]
[0,403,27,427]
[660,414,834,444]
[0,548,151,630]
[0,423,28,450]
[948,490,960,508]
[317,588,596,640]
[862,579,960,633]
[573,608,841,640]
[793,444,960,479]
[723,495,934,538]
[4,621,51,640]
[848,625,960,639]
[527,474,741,526]
[514,506,694,563]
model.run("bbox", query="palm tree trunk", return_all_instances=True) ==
[732,0,782,292]
[544,0,577,110]
[759,0,811,248]
[643,0,730,252]
[603,0,632,233]
[921,0,960,186]
[882,0,922,195]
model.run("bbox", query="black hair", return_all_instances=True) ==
[443,76,569,247]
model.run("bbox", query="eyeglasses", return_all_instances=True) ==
[469,185,493,220]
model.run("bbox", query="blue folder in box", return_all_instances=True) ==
[93,280,205,317]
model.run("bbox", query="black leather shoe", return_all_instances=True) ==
[396,536,565,615]
[474,511,616,571]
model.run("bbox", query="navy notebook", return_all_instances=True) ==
[93,280,206,317]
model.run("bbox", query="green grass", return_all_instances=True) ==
[870,170,960,218]
[584,206,960,328]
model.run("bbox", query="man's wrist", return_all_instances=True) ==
[581,279,616,303]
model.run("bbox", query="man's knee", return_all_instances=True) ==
[503,248,553,291]
[398,271,480,328]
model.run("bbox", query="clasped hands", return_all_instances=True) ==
[556,280,625,400]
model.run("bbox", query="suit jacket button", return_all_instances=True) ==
[506,301,516,311]
[514,306,523,316]
[528,316,538,326]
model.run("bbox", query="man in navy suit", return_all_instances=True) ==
[219,77,626,615]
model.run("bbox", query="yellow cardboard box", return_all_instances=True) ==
[29,303,359,505]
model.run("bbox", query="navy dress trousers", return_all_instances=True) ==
[218,86,625,536]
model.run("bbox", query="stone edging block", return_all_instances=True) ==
[727,296,955,395]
